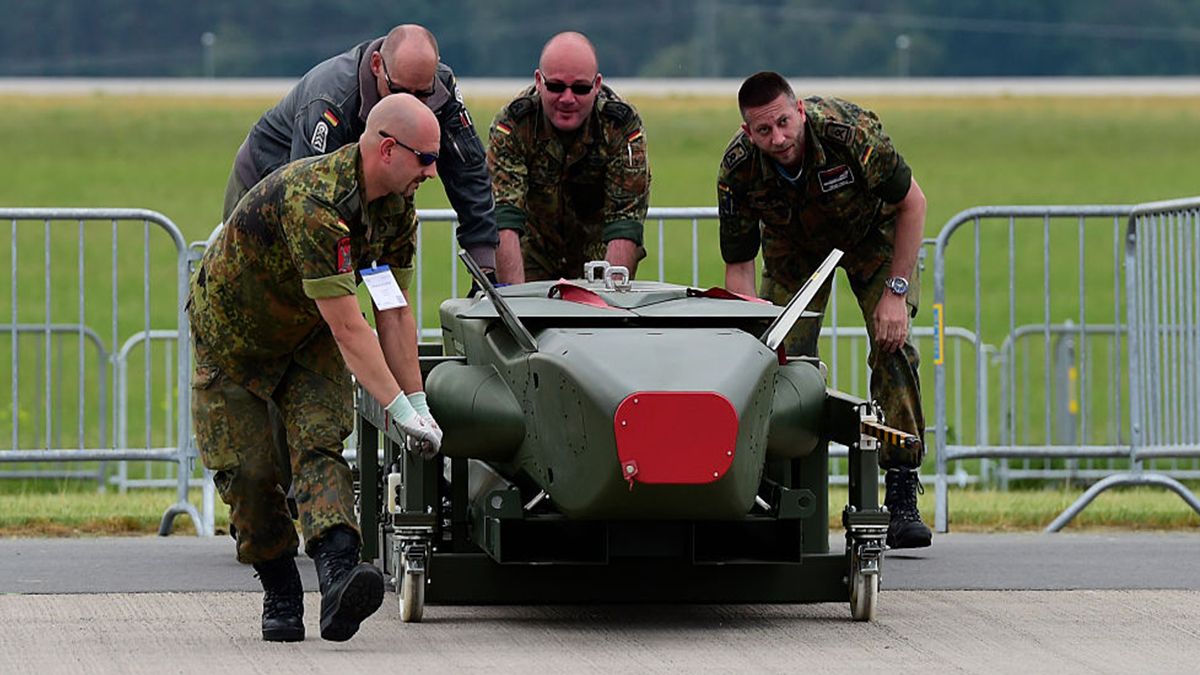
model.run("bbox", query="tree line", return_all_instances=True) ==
[3,0,1198,78]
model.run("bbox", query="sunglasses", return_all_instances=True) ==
[379,131,439,166]
[541,74,597,96]
[379,56,436,99]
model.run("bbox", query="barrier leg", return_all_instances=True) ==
[1046,472,1200,532]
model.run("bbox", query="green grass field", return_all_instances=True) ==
[1,484,1195,536]
[2,92,1200,530]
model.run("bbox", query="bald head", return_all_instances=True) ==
[364,93,438,146]
[360,93,440,201]
[382,24,439,62]
[539,31,598,75]
[371,24,439,101]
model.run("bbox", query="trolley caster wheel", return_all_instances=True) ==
[398,558,426,623]
[849,543,880,622]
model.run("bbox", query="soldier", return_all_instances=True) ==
[487,31,650,283]
[719,71,932,549]
[190,94,444,643]
[223,23,499,279]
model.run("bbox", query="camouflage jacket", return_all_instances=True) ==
[190,143,417,398]
[717,96,913,285]
[234,37,498,268]
[487,85,650,278]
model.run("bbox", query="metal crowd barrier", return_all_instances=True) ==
[1048,197,1200,529]
[0,208,204,535]
[929,202,1200,532]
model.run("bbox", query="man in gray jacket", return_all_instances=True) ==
[224,23,499,273]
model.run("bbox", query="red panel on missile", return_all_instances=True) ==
[614,392,738,485]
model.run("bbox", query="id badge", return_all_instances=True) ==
[360,264,407,310]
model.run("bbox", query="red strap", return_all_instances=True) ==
[686,286,772,304]
[548,280,615,309]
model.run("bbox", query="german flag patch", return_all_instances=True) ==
[322,110,340,127]
[860,145,874,167]
[626,129,643,143]
[495,122,512,135]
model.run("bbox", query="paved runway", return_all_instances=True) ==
[1,533,1198,673]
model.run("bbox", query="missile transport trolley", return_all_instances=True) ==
[354,251,919,623]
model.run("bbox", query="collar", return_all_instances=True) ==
[357,37,385,123]
[756,104,828,184]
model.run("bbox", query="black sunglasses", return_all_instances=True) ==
[541,74,597,96]
[380,131,438,166]
[379,56,436,98]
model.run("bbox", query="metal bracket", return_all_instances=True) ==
[604,265,632,291]
[583,260,610,283]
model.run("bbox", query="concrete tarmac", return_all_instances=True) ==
[1,532,1198,673]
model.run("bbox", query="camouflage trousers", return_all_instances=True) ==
[761,260,925,469]
[190,336,358,564]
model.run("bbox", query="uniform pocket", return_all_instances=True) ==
[447,116,486,165]
[191,362,240,471]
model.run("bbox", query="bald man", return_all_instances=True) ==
[488,31,651,282]
[224,24,500,275]
[190,94,442,644]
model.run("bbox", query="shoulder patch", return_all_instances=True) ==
[311,121,329,153]
[506,96,536,120]
[823,120,854,145]
[722,142,749,171]
[600,100,633,125]
[336,236,352,274]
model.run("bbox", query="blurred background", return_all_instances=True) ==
[2,0,1200,79]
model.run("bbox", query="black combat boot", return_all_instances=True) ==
[884,468,933,549]
[252,555,305,642]
[312,526,385,642]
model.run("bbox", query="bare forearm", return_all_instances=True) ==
[496,229,525,285]
[725,260,757,297]
[890,178,926,280]
[376,304,423,395]
[331,321,402,407]
[605,238,640,277]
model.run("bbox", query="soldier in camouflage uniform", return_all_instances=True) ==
[487,31,650,282]
[719,72,932,549]
[190,94,444,643]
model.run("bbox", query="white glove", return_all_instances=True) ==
[407,391,443,445]
[386,393,442,458]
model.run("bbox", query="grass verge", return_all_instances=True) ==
[1,486,1196,537]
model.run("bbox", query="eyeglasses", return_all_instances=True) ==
[379,56,436,99]
[380,131,438,166]
[540,74,597,96]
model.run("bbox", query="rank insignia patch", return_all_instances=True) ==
[823,121,853,145]
[336,236,352,273]
[722,143,747,170]
[818,165,855,193]
[311,121,329,153]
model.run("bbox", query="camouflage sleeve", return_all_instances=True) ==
[486,110,529,235]
[717,139,761,264]
[848,105,912,204]
[601,109,649,245]
[290,100,354,160]
[284,196,357,299]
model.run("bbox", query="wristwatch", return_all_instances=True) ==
[885,276,909,296]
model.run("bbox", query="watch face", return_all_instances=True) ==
[888,277,909,294]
